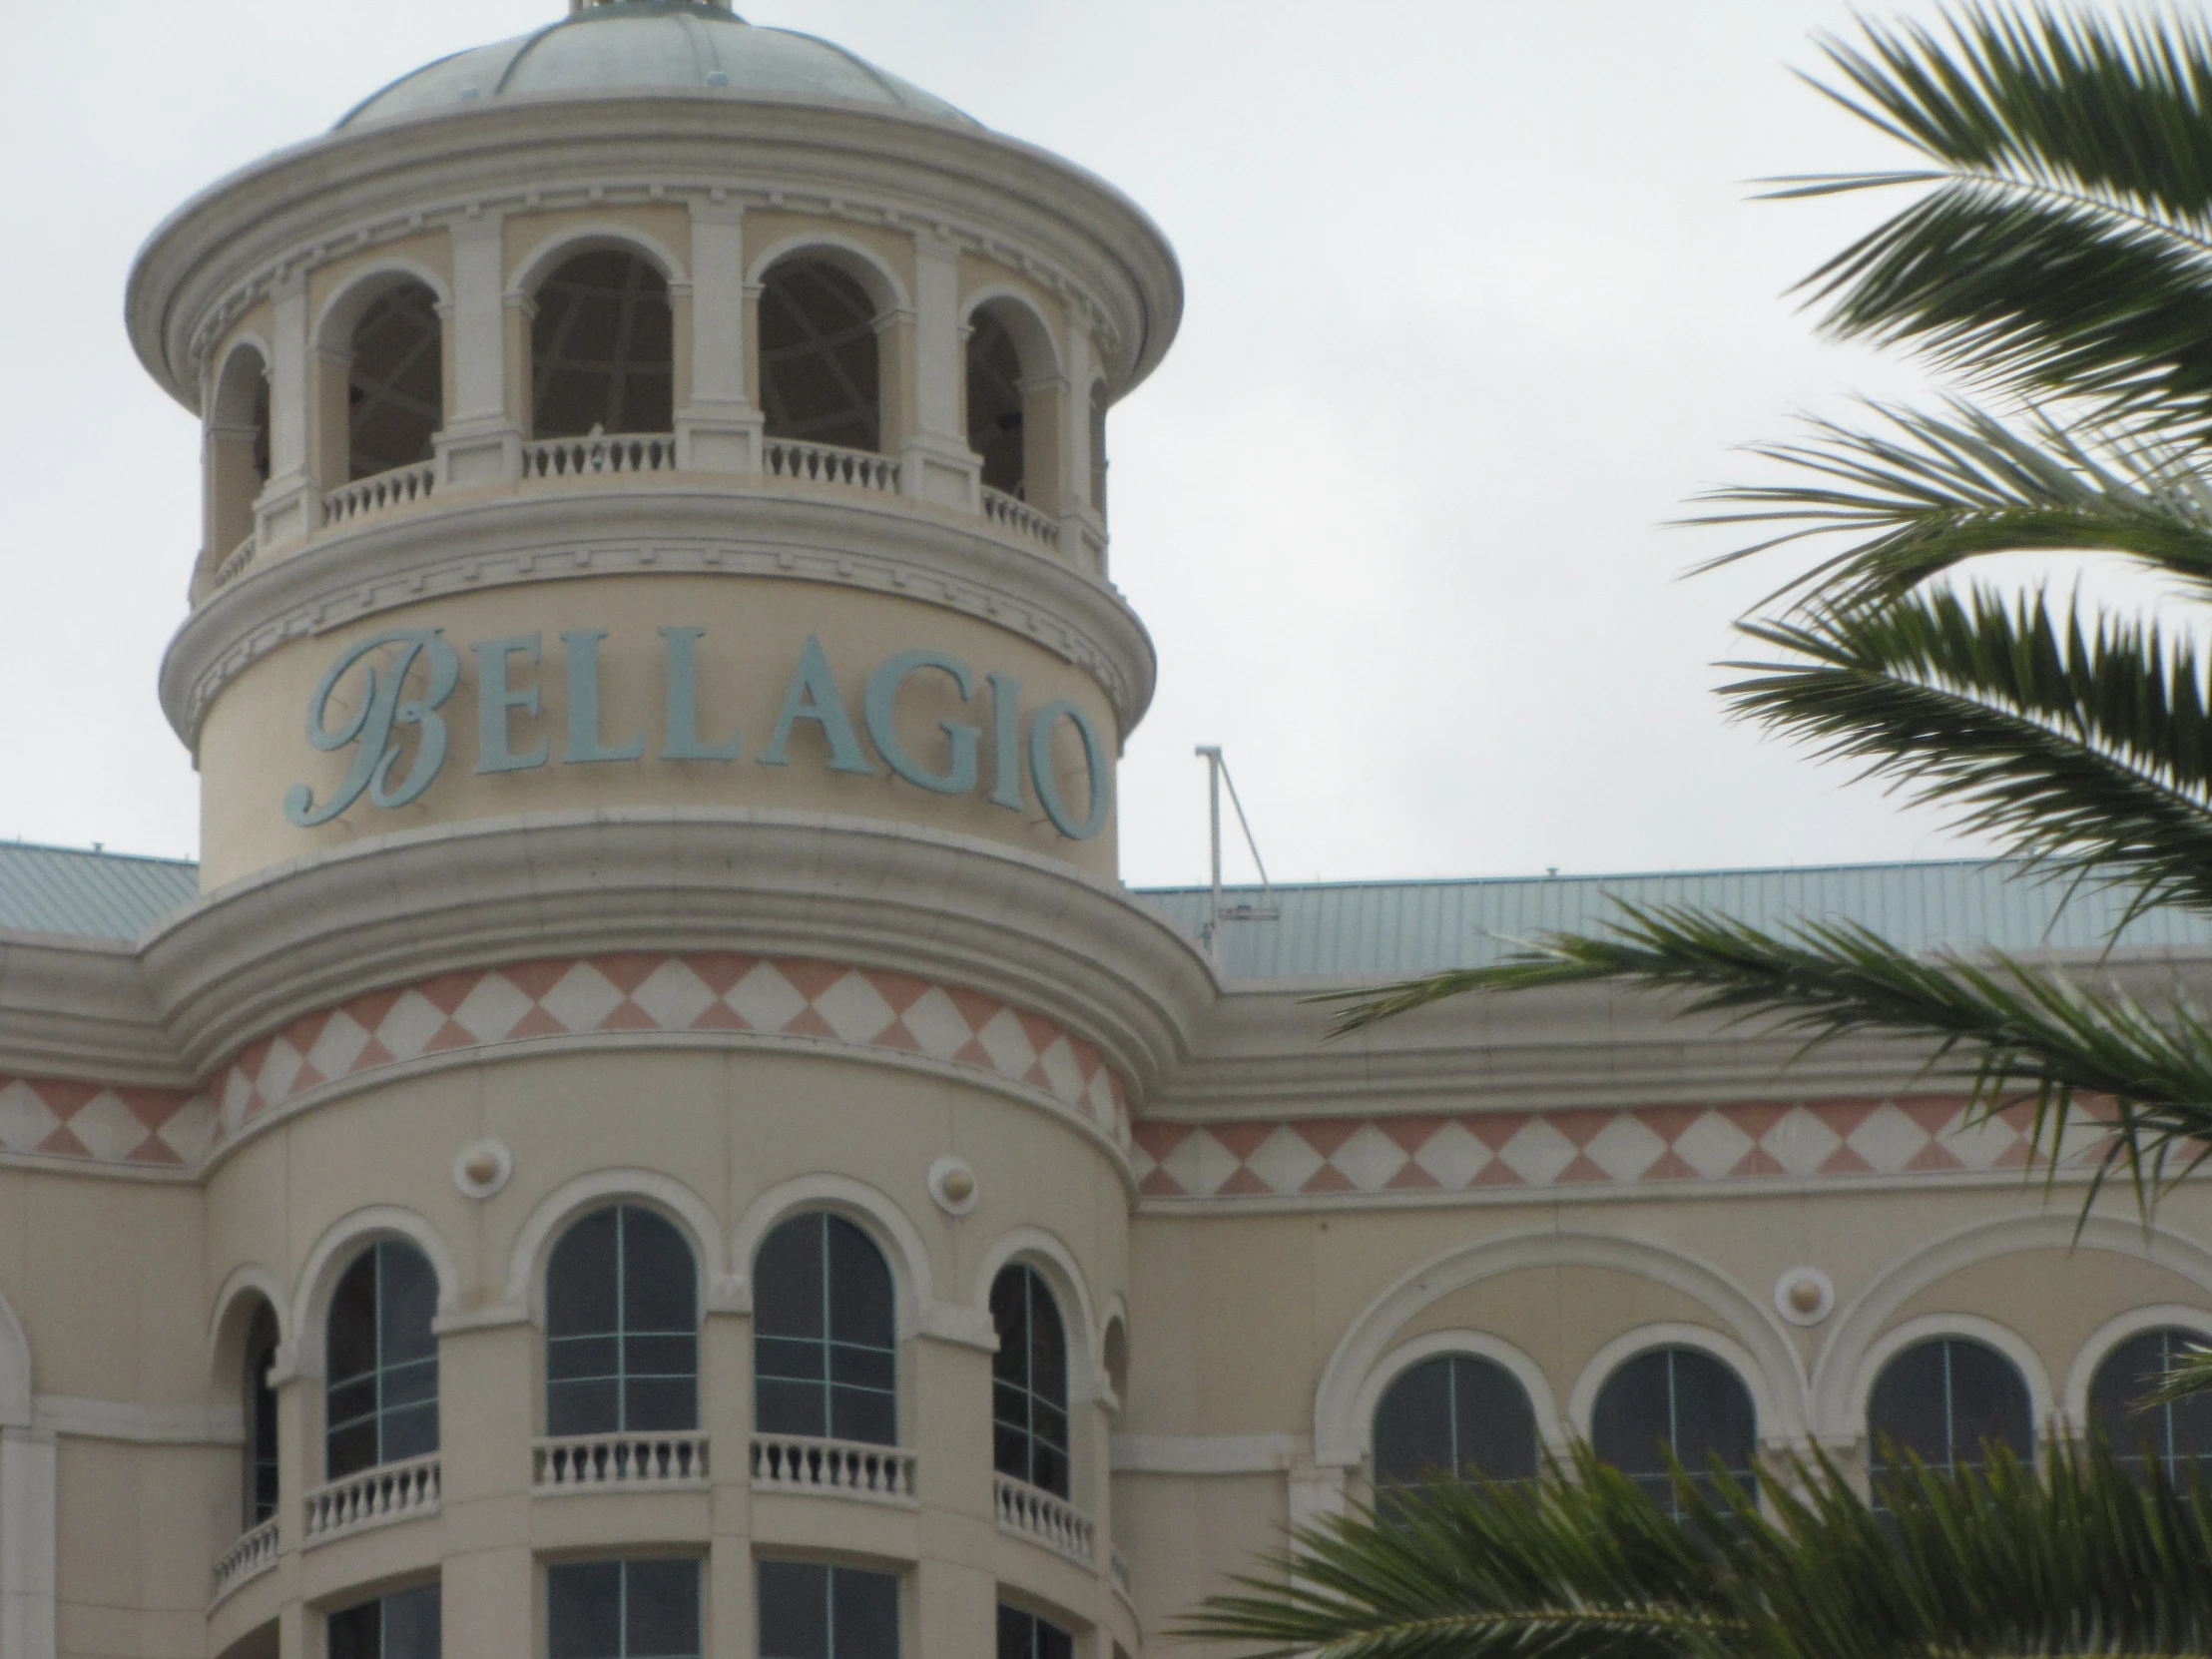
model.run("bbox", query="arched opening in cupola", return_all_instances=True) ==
[340,278,444,480]
[530,249,676,438]
[204,343,270,576]
[1088,377,1109,521]
[963,296,1061,512]
[758,256,884,455]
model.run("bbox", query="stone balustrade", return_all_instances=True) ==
[763,436,900,492]
[210,1517,278,1604]
[993,1472,1094,1567]
[301,1453,441,1546]
[981,486,1059,550]
[750,1432,917,1504]
[322,460,437,527]
[534,1431,710,1490]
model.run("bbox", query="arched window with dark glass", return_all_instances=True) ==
[328,1583,440,1659]
[990,1265,1069,1495]
[245,1302,279,1526]
[531,249,675,437]
[343,278,443,479]
[754,1213,896,1445]
[325,1240,439,1479]
[2088,1327,2212,1483]
[1591,1346,1757,1515]
[546,1205,699,1437]
[966,305,1026,498]
[1867,1336,2032,1494]
[998,1606,1073,1659]
[1373,1353,1539,1493]
[759,256,882,453]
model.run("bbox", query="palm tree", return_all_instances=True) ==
[1185,1441,2212,1659]
[1331,5,2212,1213]
[1186,11,2212,1656]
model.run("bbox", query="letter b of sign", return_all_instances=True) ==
[284,630,462,827]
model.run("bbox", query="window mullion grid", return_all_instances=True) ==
[1940,1342,1956,1475]
[613,1207,629,1435]
[371,1244,387,1467]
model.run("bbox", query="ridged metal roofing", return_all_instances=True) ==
[7,842,2212,975]
[0,842,198,940]
[1137,861,2212,982]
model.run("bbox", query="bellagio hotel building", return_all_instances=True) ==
[1,5,2209,1659]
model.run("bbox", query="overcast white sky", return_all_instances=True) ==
[1,0,2029,886]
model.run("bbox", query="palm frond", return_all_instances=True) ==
[1782,7,2212,425]
[1317,901,2212,1198]
[1720,584,2212,918]
[2140,1343,2212,1407]
[1185,1444,2212,1659]
[1684,399,2212,604]
[1177,1452,1744,1659]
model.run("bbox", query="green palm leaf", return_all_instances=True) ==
[1720,585,2212,917]
[1781,7,2212,427]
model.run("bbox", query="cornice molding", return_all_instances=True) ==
[139,809,1218,1098]
[0,933,189,1087]
[159,488,1156,745]
[127,97,1182,410]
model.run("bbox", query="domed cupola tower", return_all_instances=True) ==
[125,7,1202,1656]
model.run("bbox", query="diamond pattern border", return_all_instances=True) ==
[210,954,1132,1150]
[0,1075,214,1169]
[1131,1097,2118,1203]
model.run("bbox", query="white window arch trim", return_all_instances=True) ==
[504,1167,731,1326]
[1847,1313,2053,1453]
[206,333,275,424]
[309,259,456,357]
[508,223,691,306]
[2060,1303,2212,1429]
[971,1227,1103,1402]
[744,233,911,320]
[283,1205,460,1384]
[1351,1330,1566,1465]
[0,1278,51,1659]
[1809,1213,2212,1438]
[1566,1323,1777,1452]
[207,1262,292,1378]
[730,1173,957,1345]
[959,286,1066,382]
[1313,1229,1806,1469]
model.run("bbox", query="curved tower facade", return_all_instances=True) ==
[6,9,2212,1659]
[123,8,1194,1656]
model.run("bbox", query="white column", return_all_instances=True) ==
[1059,322,1108,577]
[255,268,319,550]
[900,230,981,509]
[676,198,763,472]
[0,1429,57,1659]
[435,209,523,487]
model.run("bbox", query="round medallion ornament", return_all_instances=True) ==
[453,1138,513,1199]
[1774,1266,1834,1327]
[927,1155,978,1216]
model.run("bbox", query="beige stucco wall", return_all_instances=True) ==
[195,576,1121,889]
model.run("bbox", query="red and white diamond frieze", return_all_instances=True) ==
[1131,1097,2115,1202]
[0,1075,214,1169]
[211,954,1131,1149]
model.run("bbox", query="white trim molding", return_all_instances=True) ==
[1844,1312,2056,1446]
[1351,1330,1566,1459]
[2060,1304,2212,1428]
[504,1167,731,1321]
[1809,1213,2212,1438]
[729,1172,935,1339]
[1313,1229,1806,1467]
[1567,1323,1785,1450]
[970,1226,1100,1399]
[284,1203,461,1382]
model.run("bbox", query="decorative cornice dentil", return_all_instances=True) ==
[159,488,1158,746]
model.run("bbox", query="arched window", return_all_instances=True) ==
[2088,1327,2212,1482]
[1591,1346,1757,1515]
[245,1302,279,1526]
[546,1205,698,1437]
[205,344,270,574]
[1867,1337,2032,1490]
[754,1213,895,1445]
[966,306,1025,497]
[325,1240,439,1479]
[990,1265,1069,1495]
[328,1583,441,1659]
[759,257,881,454]
[997,1606,1074,1659]
[532,250,675,437]
[1373,1353,1539,1492]
[344,278,443,479]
